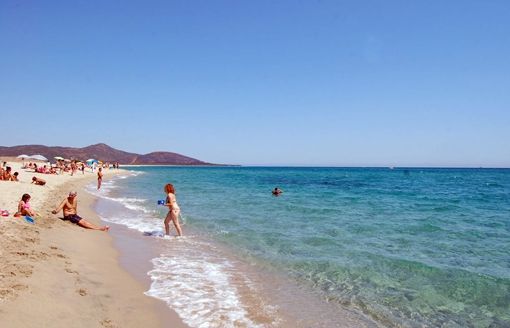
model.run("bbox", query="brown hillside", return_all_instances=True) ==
[0,143,210,165]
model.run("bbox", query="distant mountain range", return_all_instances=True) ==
[0,143,212,165]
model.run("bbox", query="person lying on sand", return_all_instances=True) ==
[14,193,37,217]
[32,176,46,185]
[51,191,109,231]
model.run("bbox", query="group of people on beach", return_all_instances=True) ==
[2,159,184,236]
[25,162,58,174]
[13,192,110,231]
[14,182,183,235]
[4,157,285,239]
[1,159,110,231]
[0,162,19,181]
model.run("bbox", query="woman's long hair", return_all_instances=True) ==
[164,183,175,194]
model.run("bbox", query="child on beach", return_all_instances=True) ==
[32,176,46,186]
[15,193,37,217]
[163,183,183,237]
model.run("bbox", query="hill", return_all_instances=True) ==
[0,143,211,165]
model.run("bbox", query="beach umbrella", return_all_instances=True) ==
[17,154,29,159]
[86,159,98,164]
[30,154,48,161]
[54,156,64,160]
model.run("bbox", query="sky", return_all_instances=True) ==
[1,0,509,167]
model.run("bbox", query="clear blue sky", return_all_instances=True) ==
[1,0,509,166]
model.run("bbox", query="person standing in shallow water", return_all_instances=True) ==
[97,167,103,190]
[164,183,183,237]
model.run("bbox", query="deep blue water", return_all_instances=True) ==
[99,167,510,327]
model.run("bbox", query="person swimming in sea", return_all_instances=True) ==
[272,187,283,196]
[163,183,183,237]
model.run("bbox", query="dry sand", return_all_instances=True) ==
[0,159,187,328]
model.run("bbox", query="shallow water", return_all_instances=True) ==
[88,167,510,327]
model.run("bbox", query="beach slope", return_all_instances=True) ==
[0,160,185,327]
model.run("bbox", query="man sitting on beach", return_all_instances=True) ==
[51,191,109,231]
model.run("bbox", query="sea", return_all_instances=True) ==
[85,166,510,328]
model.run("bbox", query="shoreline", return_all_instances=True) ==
[93,168,380,327]
[0,162,186,327]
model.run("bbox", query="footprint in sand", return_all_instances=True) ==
[100,319,116,328]
[0,289,13,298]
[11,284,28,291]
[38,252,50,259]
[77,288,87,296]
[13,264,33,276]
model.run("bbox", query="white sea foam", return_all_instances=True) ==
[86,181,155,214]
[86,171,270,327]
[99,214,162,233]
[145,253,263,328]
[117,170,144,179]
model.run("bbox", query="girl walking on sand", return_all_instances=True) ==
[163,183,183,237]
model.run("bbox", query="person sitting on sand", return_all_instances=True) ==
[14,193,37,217]
[51,191,109,231]
[32,176,46,186]
[12,172,19,181]
[272,187,283,196]
[2,166,13,181]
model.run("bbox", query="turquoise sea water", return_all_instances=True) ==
[94,167,510,327]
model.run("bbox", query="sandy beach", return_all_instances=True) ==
[0,158,186,328]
